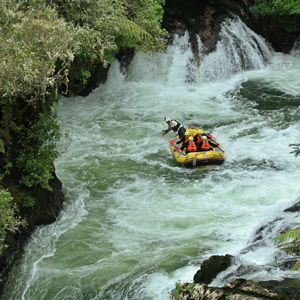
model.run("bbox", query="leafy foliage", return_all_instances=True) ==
[46,0,167,84]
[22,195,36,208]
[0,0,167,253]
[0,188,26,254]
[16,113,61,191]
[249,0,300,32]
[273,227,300,270]
[172,282,195,300]
[0,0,79,104]
[121,0,167,51]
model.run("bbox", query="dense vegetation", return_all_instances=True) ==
[250,0,300,32]
[0,0,166,254]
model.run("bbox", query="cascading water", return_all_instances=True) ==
[2,17,300,300]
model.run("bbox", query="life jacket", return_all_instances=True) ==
[187,140,197,152]
[181,136,189,144]
[200,140,211,151]
[194,135,202,144]
[205,134,218,146]
[171,120,181,132]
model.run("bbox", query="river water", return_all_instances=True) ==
[3,18,300,300]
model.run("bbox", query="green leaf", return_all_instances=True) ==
[0,138,5,153]
[291,259,300,271]
[272,228,300,243]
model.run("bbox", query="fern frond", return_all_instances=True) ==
[277,242,300,253]
[273,228,300,271]
[291,259,300,271]
[272,228,300,243]
[116,17,153,44]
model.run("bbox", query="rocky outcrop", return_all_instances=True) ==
[162,0,300,53]
[173,254,293,299]
[194,255,233,284]
[0,173,65,294]
[173,198,300,300]
[162,0,230,56]
[214,0,300,53]
[172,278,290,300]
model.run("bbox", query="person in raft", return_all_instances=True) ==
[194,129,203,146]
[198,136,213,151]
[204,133,219,147]
[178,131,191,144]
[162,117,186,139]
[180,136,198,154]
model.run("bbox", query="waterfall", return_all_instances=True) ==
[125,17,273,86]
[200,17,273,82]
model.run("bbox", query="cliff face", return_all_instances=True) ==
[0,174,65,292]
[162,0,300,53]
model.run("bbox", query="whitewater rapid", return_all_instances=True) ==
[2,18,300,300]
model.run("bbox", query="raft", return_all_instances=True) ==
[169,127,225,168]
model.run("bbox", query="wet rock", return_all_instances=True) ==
[172,278,290,300]
[223,278,288,299]
[163,0,300,54]
[194,254,233,284]
[259,279,300,300]
[163,0,230,56]
[284,199,300,213]
[0,173,65,294]
[76,64,109,97]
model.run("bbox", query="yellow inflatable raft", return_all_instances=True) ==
[169,127,225,168]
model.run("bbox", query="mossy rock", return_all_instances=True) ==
[193,254,233,284]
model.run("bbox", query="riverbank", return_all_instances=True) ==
[0,174,65,294]
[172,200,300,299]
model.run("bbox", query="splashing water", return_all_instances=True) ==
[3,18,300,300]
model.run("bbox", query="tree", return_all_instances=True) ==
[249,0,300,32]
[46,0,167,85]
[0,1,79,104]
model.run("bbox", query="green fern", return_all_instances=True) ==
[273,228,300,243]
[273,227,300,270]
[116,17,153,47]
[291,259,300,271]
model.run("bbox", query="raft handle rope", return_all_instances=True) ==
[193,154,198,166]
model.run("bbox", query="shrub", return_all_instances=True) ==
[0,188,26,254]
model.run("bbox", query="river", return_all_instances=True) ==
[3,17,300,300]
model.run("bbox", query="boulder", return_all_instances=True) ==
[194,254,233,284]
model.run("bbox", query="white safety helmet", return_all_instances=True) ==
[165,116,171,123]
